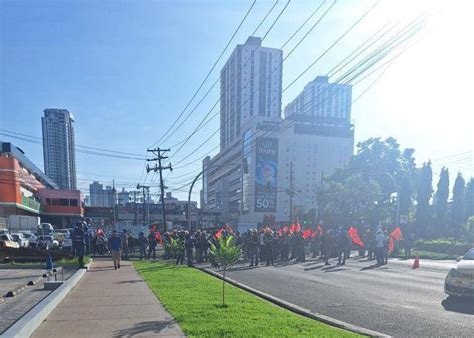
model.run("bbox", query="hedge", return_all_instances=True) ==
[414,238,472,256]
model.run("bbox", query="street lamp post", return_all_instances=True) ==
[187,171,203,230]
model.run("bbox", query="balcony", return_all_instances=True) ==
[21,195,41,212]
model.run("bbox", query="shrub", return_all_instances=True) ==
[414,238,472,256]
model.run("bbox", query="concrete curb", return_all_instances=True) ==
[3,268,63,300]
[198,266,389,338]
[2,260,92,338]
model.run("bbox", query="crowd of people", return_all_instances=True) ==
[69,221,411,270]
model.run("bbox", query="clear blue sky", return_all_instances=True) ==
[1,0,473,203]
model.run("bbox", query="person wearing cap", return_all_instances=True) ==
[109,230,122,269]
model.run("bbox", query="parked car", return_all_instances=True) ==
[55,229,70,242]
[445,248,474,297]
[36,235,59,250]
[1,233,20,248]
[11,233,29,248]
[61,236,73,251]
[38,223,55,235]
[22,232,38,247]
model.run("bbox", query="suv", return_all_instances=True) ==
[445,248,474,297]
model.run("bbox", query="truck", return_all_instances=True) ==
[7,215,40,232]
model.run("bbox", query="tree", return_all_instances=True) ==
[318,175,383,226]
[399,173,413,219]
[465,178,474,222]
[415,162,433,236]
[451,173,465,239]
[333,137,405,197]
[324,137,420,227]
[209,236,241,306]
[434,167,449,232]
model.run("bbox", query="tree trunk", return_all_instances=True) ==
[222,267,226,306]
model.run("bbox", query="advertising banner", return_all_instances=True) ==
[255,137,278,212]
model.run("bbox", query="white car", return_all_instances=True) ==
[36,235,59,249]
[22,232,38,247]
[11,233,30,248]
[445,248,474,297]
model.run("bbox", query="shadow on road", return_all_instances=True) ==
[360,263,382,271]
[113,320,178,337]
[117,279,145,284]
[324,267,349,273]
[441,297,474,315]
[228,265,258,272]
[304,264,326,271]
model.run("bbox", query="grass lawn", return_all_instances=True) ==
[135,261,359,337]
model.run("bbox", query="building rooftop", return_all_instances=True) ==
[0,141,58,189]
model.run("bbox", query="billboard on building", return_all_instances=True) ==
[255,137,278,212]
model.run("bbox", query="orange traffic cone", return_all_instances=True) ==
[412,253,420,269]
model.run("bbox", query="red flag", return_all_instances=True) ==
[150,224,157,233]
[282,226,290,234]
[390,227,403,241]
[388,236,395,252]
[290,222,301,233]
[317,224,323,234]
[155,231,163,244]
[302,228,313,239]
[348,227,365,248]
[214,228,223,239]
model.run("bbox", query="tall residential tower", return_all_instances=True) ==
[42,108,77,190]
[220,36,283,150]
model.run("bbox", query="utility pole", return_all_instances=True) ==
[317,171,324,224]
[133,191,138,226]
[136,184,150,227]
[112,179,116,227]
[146,148,172,233]
[288,162,294,223]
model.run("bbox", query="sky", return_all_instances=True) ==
[1,0,473,204]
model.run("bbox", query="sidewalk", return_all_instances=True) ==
[32,258,184,337]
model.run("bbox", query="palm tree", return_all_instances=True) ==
[209,235,241,306]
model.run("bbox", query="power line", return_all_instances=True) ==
[149,0,257,148]
[0,131,147,161]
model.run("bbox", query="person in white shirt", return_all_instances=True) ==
[375,229,385,265]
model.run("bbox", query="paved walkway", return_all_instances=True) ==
[32,259,184,337]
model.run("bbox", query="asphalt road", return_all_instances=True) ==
[210,256,474,337]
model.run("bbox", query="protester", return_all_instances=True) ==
[321,230,335,265]
[263,228,274,266]
[249,230,259,266]
[336,227,351,266]
[375,229,385,265]
[176,231,185,265]
[109,230,122,270]
[121,229,129,260]
[185,232,194,267]
[72,222,86,269]
[138,232,148,260]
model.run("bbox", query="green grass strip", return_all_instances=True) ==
[135,261,359,337]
